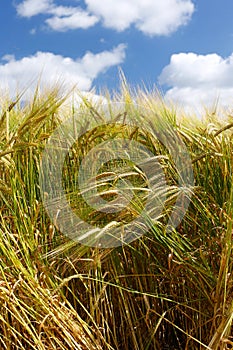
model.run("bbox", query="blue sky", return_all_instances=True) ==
[1,0,233,113]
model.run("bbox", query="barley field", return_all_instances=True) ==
[0,84,233,349]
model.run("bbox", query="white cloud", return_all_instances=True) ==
[30,28,36,35]
[86,0,138,32]
[159,52,233,114]
[16,0,98,31]
[16,0,195,35]
[0,44,126,97]
[2,54,16,62]
[16,0,53,17]
[85,0,195,35]
[45,9,98,31]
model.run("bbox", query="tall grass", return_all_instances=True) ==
[0,84,233,349]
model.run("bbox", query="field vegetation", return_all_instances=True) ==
[0,83,233,349]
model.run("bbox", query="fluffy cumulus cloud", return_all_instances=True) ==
[86,0,195,36]
[0,44,126,97]
[45,9,98,31]
[16,0,53,17]
[16,0,195,35]
[159,52,233,114]
[16,0,99,31]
